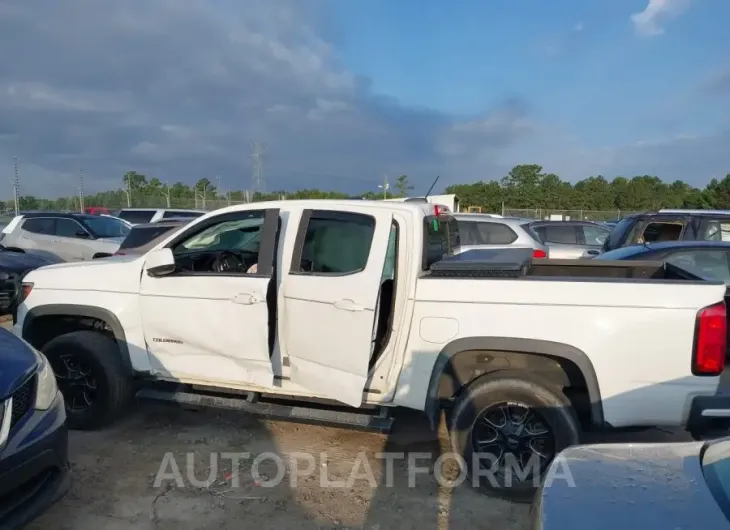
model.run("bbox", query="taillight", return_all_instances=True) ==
[693,301,727,376]
[434,205,442,216]
[532,249,547,259]
[19,282,33,304]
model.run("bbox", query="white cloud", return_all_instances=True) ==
[631,0,691,36]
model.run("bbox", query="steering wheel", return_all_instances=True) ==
[213,251,243,273]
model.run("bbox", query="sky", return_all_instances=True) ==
[0,0,729,197]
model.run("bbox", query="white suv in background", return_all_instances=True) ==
[112,208,206,225]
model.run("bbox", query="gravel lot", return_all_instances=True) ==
[1,320,699,529]
[25,402,693,530]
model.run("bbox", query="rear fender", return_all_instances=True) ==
[424,336,604,430]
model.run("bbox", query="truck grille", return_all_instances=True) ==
[10,375,35,429]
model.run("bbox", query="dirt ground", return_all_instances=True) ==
[25,401,693,530]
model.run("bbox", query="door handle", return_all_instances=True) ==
[585,250,600,256]
[231,293,262,305]
[333,299,363,312]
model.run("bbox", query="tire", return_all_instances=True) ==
[448,371,581,503]
[42,330,133,430]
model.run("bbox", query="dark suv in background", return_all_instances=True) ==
[603,209,730,252]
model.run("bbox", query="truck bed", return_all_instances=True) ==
[429,248,705,281]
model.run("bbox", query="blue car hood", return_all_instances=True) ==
[0,329,38,399]
[533,441,728,530]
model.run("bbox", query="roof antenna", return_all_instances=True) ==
[424,176,440,201]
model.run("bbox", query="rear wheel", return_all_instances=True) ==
[42,330,133,430]
[448,372,581,502]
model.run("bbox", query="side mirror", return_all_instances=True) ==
[144,248,176,277]
[0,272,10,282]
[75,230,91,239]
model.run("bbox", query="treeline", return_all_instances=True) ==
[7,165,730,212]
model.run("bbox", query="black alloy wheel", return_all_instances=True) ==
[50,352,99,414]
[470,402,555,479]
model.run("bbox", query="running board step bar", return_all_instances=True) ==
[136,389,394,434]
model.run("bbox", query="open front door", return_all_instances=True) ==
[282,208,393,406]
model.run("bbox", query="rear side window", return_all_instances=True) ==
[458,220,517,245]
[294,211,375,274]
[117,210,156,224]
[120,226,176,250]
[637,221,684,244]
[22,218,54,234]
[163,211,204,219]
[423,215,459,270]
[533,225,580,244]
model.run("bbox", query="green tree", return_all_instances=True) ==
[394,175,413,197]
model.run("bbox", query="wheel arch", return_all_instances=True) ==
[424,336,604,430]
[22,304,133,376]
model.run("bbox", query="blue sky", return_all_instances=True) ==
[0,0,729,196]
[332,0,730,145]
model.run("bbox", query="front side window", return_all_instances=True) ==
[82,216,130,238]
[295,211,375,274]
[699,219,730,242]
[475,222,518,244]
[534,225,579,245]
[666,250,730,284]
[55,218,86,238]
[581,225,611,246]
[172,211,266,274]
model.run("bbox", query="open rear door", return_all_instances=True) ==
[282,207,393,406]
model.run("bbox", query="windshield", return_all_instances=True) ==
[83,216,131,238]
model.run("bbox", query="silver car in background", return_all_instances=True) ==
[453,214,548,257]
[453,215,611,259]
[525,220,611,259]
[0,213,131,261]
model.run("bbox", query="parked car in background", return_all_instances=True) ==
[84,206,109,215]
[0,246,64,315]
[453,215,609,259]
[113,219,190,256]
[453,214,550,258]
[525,220,611,259]
[596,240,730,284]
[531,437,730,529]
[0,213,131,261]
[603,210,730,252]
[0,327,69,529]
[112,208,205,225]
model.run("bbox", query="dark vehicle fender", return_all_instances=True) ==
[22,304,133,375]
[424,336,604,430]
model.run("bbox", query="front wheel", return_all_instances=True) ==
[42,330,133,430]
[448,372,581,503]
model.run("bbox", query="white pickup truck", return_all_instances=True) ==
[12,200,730,501]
